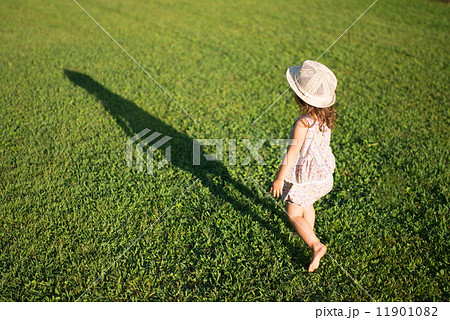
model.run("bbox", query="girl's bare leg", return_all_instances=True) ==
[303,205,316,230]
[286,203,327,272]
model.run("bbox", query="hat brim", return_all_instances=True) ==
[286,65,335,108]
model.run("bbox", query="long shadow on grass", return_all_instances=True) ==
[64,70,311,271]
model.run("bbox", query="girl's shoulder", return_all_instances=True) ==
[295,114,315,128]
[296,114,332,132]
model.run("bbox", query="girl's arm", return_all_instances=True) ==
[270,119,308,197]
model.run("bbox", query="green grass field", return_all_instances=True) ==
[1,0,448,301]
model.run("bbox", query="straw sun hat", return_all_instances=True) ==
[286,60,337,108]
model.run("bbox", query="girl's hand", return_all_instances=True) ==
[270,178,284,198]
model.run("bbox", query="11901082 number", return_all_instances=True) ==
[376,306,438,317]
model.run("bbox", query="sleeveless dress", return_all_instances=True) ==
[281,115,336,207]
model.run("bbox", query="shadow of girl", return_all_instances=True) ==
[64,69,310,270]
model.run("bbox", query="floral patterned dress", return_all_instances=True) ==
[281,115,336,207]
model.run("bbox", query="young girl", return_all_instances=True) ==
[270,60,337,272]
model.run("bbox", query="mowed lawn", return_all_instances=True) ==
[0,0,448,301]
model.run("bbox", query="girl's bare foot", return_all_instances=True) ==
[308,243,327,272]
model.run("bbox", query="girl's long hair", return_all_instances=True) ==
[294,94,337,132]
